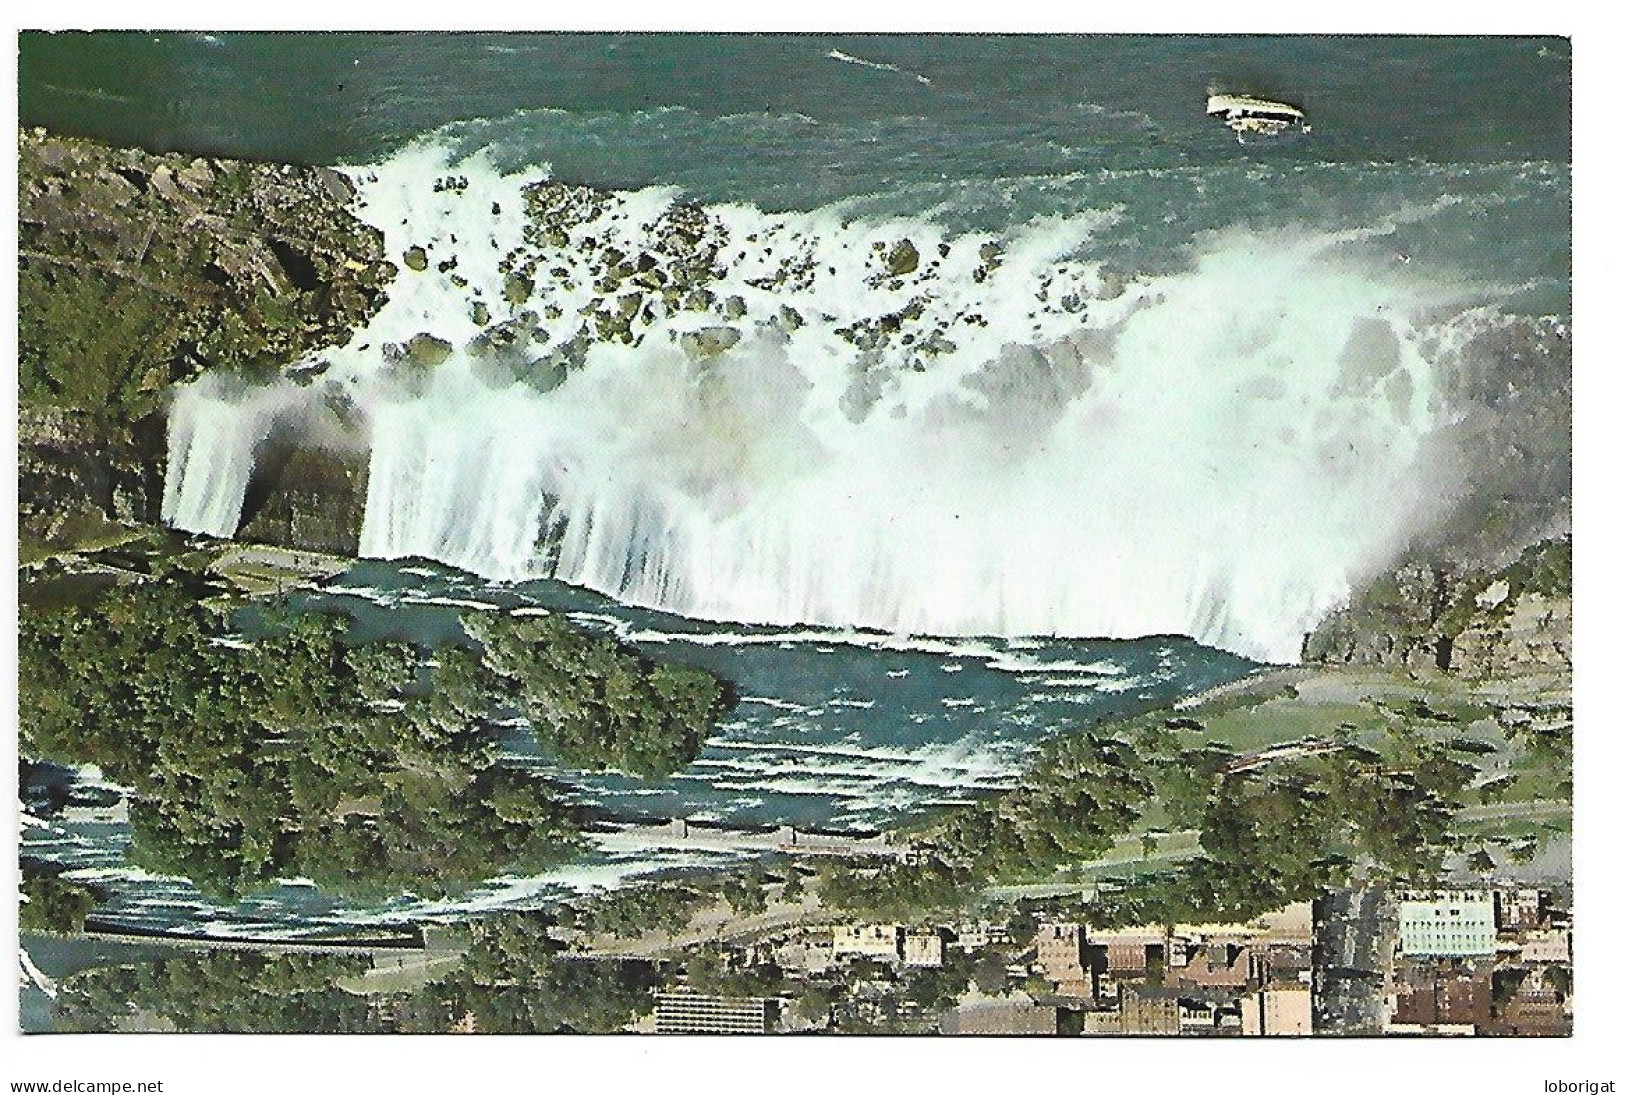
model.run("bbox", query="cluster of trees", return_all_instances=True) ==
[1500,705,1573,797]
[463,612,730,779]
[554,880,715,940]
[1081,725,1477,927]
[53,953,378,1033]
[18,580,581,898]
[790,946,984,1034]
[823,688,1489,927]
[53,912,660,1035]
[18,860,100,936]
[19,577,735,902]
[897,731,1156,890]
[912,730,1158,886]
[549,864,781,941]
[18,260,189,429]
[406,913,657,1033]
[819,854,974,921]
[681,945,785,999]
[896,946,982,1015]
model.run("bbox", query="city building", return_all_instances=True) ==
[655,992,772,1034]
[1496,888,1545,932]
[1083,986,1182,1035]
[1091,930,1164,980]
[1488,970,1572,1037]
[1177,999,1225,1035]
[952,922,1011,951]
[1167,942,1253,991]
[832,923,904,962]
[902,928,945,968]
[781,931,836,974]
[1518,928,1572,965]
[1176,901,1314,945]
[940,992,1059,1036]
[1397,891,1498,957]
[1259,942,1314,986]
[1033,922,1094,997]
[1035,922,1084,970]
[1241,985,1313,1036]
[1387,960,1492,1033]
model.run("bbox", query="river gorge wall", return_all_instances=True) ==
[17,127,389,556]
[1302,537,1571,681]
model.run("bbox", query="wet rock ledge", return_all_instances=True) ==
[18,127,392,557]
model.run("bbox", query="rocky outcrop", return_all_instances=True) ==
[489,182,1061,392]
[679,326,742,359]
[1301,561,1454,671]
[498,180,734,363]
[17,127,393,556]
[236,444,369,557]
[17,404,165,556]
[381,333,454,394]
[19,127,394,411]
[886,238,920,276]
[1304,538,1571,679]
[1449,589,1571,679]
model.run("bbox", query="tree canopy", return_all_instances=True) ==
[463,612,730,779]
[19,581,580,898]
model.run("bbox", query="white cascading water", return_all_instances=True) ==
[162,372,303,539]
[164,141,1487,663]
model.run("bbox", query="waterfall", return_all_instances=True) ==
[162,141,1532,664]
[161,374,301,539]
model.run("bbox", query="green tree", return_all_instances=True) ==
[722,871,769,916]
[19,862,98,935]
[462,611,730,778]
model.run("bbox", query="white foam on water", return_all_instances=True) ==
[738,696,813,713]
[826,48,933,86]
[162,372,311,537]
[159,138,1506,663]
[401,595,500,611]
[19,949,59,1000]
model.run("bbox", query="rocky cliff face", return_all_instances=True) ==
[1304,538,1571,680]
[1449,587,1571,679]
[234,444,369,557]
[17,403,165,558]
[1301,561,1456,672]
[17,127,392,556]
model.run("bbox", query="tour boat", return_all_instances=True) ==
[1205,93,1309,141]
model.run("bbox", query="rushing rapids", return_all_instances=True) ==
[163,140,1546,664]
